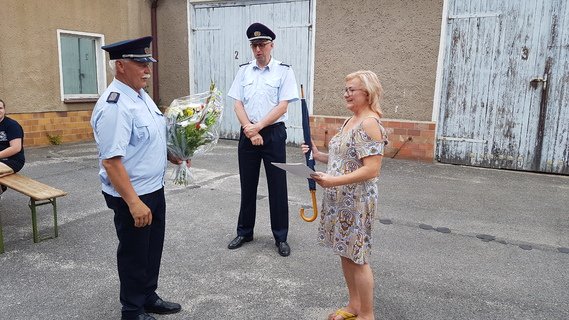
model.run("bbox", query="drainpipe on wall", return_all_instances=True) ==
[151,0,160,104]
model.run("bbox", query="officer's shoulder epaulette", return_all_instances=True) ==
[239,61,251,67]
[279,62,291,67]
[106,92,120,103]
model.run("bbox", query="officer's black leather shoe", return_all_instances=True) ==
[228,235,253,249]
[144,298,182,314]
[122,313,156,320]
[276,241,290,257]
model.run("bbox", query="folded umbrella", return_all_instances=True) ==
[299,84,318,222]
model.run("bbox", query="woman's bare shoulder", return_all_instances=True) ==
[360,117,383,141]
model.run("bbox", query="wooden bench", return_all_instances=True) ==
[0,162,67,253]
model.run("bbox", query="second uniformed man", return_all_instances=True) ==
[227,22,299,257]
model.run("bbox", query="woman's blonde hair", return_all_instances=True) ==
[345,70,384,117]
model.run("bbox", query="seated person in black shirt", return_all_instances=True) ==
[0,99,25,195]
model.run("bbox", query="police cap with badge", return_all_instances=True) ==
[244,23,292,69]
[101,36,157,103]
[247,22,276,43]
[101,36,157,63]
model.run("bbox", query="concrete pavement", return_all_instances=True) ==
[0,139,568,319]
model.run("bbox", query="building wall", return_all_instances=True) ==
[10,111,93,147]
[153,0,443,161]
[312,0,443,160]
[0,0,152,146]
[313,0,443,121]
[1,0,444,160]
[155,0,190,108]
[310,116,436,162]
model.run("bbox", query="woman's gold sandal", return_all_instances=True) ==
[331,308,357,320]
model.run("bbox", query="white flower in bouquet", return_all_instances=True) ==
[165,81,223,185]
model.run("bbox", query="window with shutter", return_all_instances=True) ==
[57,30,106,102]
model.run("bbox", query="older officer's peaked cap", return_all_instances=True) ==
[247,23,276,42]
[102,36,157,63]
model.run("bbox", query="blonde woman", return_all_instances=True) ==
[302,70,387,320]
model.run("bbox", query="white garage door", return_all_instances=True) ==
[189,0,313,143]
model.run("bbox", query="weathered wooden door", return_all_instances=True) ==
[189,0,312,143]
[436,0,569,174]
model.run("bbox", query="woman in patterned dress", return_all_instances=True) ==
[302,71,387,320]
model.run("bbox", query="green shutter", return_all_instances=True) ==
[61,35,80,94]
[79,38,97,94]
[61,35,98,95]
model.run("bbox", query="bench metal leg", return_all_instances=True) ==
[29,198,59,243]
[53,198,59,238]
[30,199,39,243]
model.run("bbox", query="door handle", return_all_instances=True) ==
[529,74,547,90]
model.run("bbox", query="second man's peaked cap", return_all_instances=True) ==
[246,23,275,42]
[101,36,157,63]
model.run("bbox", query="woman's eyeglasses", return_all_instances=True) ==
[343,87,366,95]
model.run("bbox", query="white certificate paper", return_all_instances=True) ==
[271,162,315,178]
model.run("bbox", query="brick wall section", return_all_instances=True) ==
[8,112,436,162]
[310,115,436,162]
[10,111,94,147]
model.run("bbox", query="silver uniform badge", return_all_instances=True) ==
[106,92,120,103]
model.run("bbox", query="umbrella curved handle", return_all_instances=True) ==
[299,189,318,222]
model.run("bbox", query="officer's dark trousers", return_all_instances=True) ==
[237,122,289,242]
[103,188,165,319]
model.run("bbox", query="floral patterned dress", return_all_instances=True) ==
[318,117,386,264]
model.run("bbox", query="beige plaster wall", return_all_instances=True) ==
[314,0,443,121]
[0,0,152,114]
[156,0,190,108]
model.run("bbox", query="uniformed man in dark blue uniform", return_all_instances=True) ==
[91,36,184,320]
[227,23,299,257]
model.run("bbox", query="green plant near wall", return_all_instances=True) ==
[46,133,62,145]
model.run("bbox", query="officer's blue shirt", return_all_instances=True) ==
[228,58,299,124]
[91,79,167,197]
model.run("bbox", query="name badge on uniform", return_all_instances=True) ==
[107,92,120,103]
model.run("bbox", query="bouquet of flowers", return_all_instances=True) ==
[165,81,223,185]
